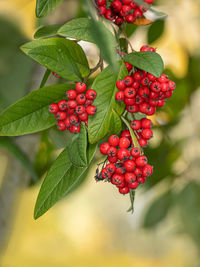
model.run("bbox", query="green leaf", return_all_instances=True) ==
[59,18,118,69]
[0,84,74,136]
[148,20,165,44]
[68,123,88,167]
[124,51,164,77]
[143,190,172,228]
[40,68,51,88]
[88,62,127,144]
[108,110,123,136]
[34,24,61,39]
[34,143,97,219]
[36,0,64,18]
[121,116,141,149]
[0,137,39,183]
[21,38,90,81]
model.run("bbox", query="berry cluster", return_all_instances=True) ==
[49,82,97,134]
[97,130,153,194]
[115,46,176,116]
[96,0,154,26]
[131,118,153,147]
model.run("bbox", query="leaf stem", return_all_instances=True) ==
[40,68,51,88]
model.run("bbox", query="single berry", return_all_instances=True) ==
[135,155,148,167]
[75,82,87,93]
[119,137,130,149]
[57,120,66,131]
[85,89,97,100]
[86,105,97,115]
[117,148,130,161]
[49,103,59,114]
[66,89,77,100]
[108,135,120,147]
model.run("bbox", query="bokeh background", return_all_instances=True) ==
[0,0,200,266]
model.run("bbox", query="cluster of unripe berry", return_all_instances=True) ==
[97,130,153,194]
[131,118,153,147]
[115,46,176,115]
[96,0,154,26]
[49,82,97,134]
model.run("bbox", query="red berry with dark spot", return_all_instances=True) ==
[129,181,138,189]
[142,164,153,177]
[108,156,118,163]
[131,147,141,158]
[106,163,116,174]
[135,155,148,167]
[67,100,77,109]
[58,100,67,111]
[55,111,67,120]
[109,135,120,147]
[107,146,118,157]
[115,91,125,102]
[119,187,130,194]
[125,172,136,183]
[124,160,136,172]
[126,104,139,113]
[117,148,130,161]
[75,105,86,115]
[66,89,77,100]
[69,114,79,125]
[111,174,124,185]
[57,120,67,131]
[124,87,136,98]
[119,137,131,149]
[116,80,126,91]
[78,112,88,121]
[100,142,110,155]
[75,82,87,93]
[76,94,86,105]
[85,89,97,100]
[86,105,97,115]
[124,76,134,86]
[131,120,141,131]
[49,103,59,114]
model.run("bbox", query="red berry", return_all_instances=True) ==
[128,181,138,189]
[66,89,77,100]
[85,99,93,106]
[137,176,146,184]
[122,5,132,15]
[85,89,97,100]
[49,103,59,114]
[168,80,176,90]
[133,71,142,81]
[104,9,116,20]
[124,76,134,86]
[109,135,120,147]
[116,80,126,91]
[111,0,122,12]
[125,14,135,23]
[150,81,161,93]
[117,148,130,161]
[115,17,124,26]
[111,174,124,185]
[138,138,148,147]
[71,124,81,134]
[125,62,133,72]
[67,100,77,109]
[141,129,153,140]
[76,94,86,105]
[131,120,141,131]
[98,6,107,15]
[116,165,126,175]
[69,114,79,125]
[119,187,130,194]
[55,111,67,120]
[78,112,88,121]
[126,104,139,113]
[86,105,97,115]
[125,172,136,183]
[67,108,75,115]
[106,163,116,174]
[107,146,118,157]
[124,160,136,172]
[141,118,152,129]
[134,167,142,176]
[121,130,131,139]
[124,87,136,98]
[57,120,66,131]
[115,91,125,102]
[100,142,110,155]
[130,147,141,158]
[142,164,153,177]
[101,168,111,179]
[157,74,169,83]
[119,137,130,149]
[75,105,86,115]
[108,156,118,163]
[124,98,135,105]
[135,155,148,167]
[58,100,67,111]
[75,82,87,93]
[147,73,156,82]
[97,0,106,5]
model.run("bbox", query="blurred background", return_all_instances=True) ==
[0,0,200,266]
